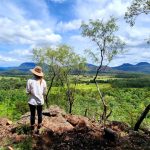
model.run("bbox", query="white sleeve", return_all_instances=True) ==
[26,79,31,94]
[43,80,47,95]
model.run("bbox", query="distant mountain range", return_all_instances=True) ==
[0,62,36,75]
[112,62,150,74]
[0,62,150,74]
[85,63,111,74]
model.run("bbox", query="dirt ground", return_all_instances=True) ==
[0,106,150,150]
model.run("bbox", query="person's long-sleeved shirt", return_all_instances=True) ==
[26,78,47,105]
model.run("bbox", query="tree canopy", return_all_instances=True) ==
[125,0,150,26]
[32,44,86,109]
[81,17,125,79]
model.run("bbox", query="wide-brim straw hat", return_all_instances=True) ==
[30,66,44,77]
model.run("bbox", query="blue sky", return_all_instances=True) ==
[0,0,150,67]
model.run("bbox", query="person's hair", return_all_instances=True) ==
[34,74,42,79]
[34,74,43,84]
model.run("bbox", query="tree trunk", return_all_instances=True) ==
[45,73,55,108]
[134,104,150,131]
[69,103,73,114]
[84,108,88,117]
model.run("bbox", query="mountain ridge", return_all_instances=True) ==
[113,62,150,73]
[0,61,150,74]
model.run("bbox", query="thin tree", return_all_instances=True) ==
[55,45,86,113]
[81,17,125,124]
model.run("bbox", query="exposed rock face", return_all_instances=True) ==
[65,114,92,128]
[13,105,94,134]
[42,106,93,133]
[43,113,74,133]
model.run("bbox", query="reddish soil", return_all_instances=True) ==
[0,106,150,150]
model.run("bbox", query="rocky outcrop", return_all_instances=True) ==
[0,105,150,150]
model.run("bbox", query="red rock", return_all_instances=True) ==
[65,114,91,128]
[43,114,74,133]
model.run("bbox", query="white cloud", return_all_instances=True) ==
[118,35,146,47]
[75,0,131,20]
[124,26,150,39]
[110,47,150,67]
[0,0,62,66]
[56,19,81,32]
[0,1,25,21]
[0,54,18,62]
[0,1,61,46]
[0,17,61,46]
[0,51,32,66]
[9,49,32,56]
[70,35,85,42]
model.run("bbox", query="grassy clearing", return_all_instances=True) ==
[0,76,20,80]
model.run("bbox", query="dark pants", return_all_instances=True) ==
[29,104,43,126]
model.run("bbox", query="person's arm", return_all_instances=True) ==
[43,80,48,107]
[43,80,47,96]
[26,79,31,94]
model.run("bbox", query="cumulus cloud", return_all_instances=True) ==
[9,49,32,56]
[56,19,81,32]
[75,0,131,20]
[124,26,150,39]
[0,0,61,46]
[110,47,150,67]
[118,35,146,47]
[70,35,85,42]
[0,54,18,62]
[0,0,62,66]
[0,47,36,66]
[0,16,61,46]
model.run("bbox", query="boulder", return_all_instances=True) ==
[43,114,74,133]
[65,114,92,128]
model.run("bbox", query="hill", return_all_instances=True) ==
[17,62,36,72]
[0,62,36,75]
[113,62,150,74]
[0,62,112,75]
[86,63,112,74]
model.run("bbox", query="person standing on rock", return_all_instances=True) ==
[26,66,47,132]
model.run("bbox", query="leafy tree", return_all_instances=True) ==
[55,45,86,113]
[33,46,66,107]
[125,0,150,130]
[125,0,150,26]
[81,17,125,124]
[33,44,86,113]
